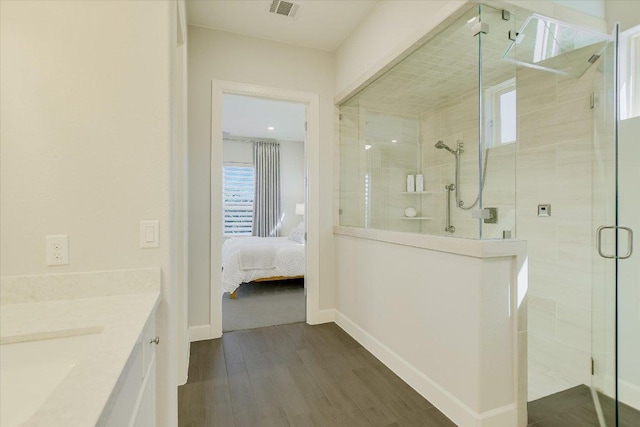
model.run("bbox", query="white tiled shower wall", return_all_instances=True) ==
[518,63,610,398]
[339,105,421,233]
[417,63,606,398]
[419,90,517,239]
[338,41,610,402]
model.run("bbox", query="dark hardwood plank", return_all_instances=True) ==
[222,332,245,364]
[526,384,640,427]
[262,351,312,422]
[244,356,290,425]
[178,382,206,427]
[204,381,235,427]
[179,322,460,427]
[528,385,593,424]
[236,329,270,360]
[297,348,361,413]
[226,361,261,427]
[334,407,375,427]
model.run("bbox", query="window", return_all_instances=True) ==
[223,165,255,236]
[620,24,640,120]
[485,78,517,147]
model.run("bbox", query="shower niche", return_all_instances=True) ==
[338,4,518,240]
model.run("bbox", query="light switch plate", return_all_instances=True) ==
[139,220,159,248]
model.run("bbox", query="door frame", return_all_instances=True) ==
[209,80,321,338]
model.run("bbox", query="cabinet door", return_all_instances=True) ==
[131,356,156,427]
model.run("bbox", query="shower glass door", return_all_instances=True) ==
[592,23,640,426]
[615,24,640,426]
[590,24,618,426]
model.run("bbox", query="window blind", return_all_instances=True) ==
[223,165,255,236]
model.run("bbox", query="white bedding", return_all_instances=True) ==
[221,237,305,294]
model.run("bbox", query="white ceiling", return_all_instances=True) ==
[223,94,307,141]
[186,0,377,51]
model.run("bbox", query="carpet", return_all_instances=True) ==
[222,278,306,331]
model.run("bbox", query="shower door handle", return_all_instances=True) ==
[596,225,615,259]
[619,226,633,259]
[596,225,634,259]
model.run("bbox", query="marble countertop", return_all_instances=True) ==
[0,269,161,427]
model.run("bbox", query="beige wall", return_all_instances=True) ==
[0,0,179,425]
[188,26,335,327]
[605,0,640,32]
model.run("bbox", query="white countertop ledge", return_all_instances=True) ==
[333,226,526,258]
[0,268,161,427]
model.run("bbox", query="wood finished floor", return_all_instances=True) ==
[178,322,456,427]
[179,322,640,427]
[528,385,640,427]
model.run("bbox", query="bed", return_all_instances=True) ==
[221,236,305,298]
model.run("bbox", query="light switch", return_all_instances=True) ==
[145,226,154,242]
[140,220,159,248]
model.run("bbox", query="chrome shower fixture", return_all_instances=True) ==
[434,140,464,155]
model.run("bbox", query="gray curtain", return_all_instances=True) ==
[253,141,281,237]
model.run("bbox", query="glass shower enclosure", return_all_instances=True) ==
[338,3,639,426]
[339,4,517,240]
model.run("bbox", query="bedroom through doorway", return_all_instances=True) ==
[220,94,307,332]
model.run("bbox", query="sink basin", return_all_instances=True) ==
[0,329,101,427]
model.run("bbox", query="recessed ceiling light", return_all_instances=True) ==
[365,144,372,150]
[267,126,275,131]
[391,139,398,143]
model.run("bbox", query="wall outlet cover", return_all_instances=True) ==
[46,235,69,266]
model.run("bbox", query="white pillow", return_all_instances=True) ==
[288,228,305,244]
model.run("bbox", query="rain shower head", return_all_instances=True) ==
[503,14,612,77]
[435,140,456,154]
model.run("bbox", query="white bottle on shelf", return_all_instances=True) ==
[416,174,424,192]
[406,175,415,192]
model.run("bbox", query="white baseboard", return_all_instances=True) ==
[188,324,215,342]
[620,379,640,411]
[307,308,336,325]
[334,311,517,427]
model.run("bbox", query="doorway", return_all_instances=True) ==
[209,80,322,338]
[220,94,307,331]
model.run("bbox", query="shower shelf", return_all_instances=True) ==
[400,191,441,195]
[401,217,433,220]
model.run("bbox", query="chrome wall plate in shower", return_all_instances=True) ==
[538,204,551,217]
[485,207,498,224]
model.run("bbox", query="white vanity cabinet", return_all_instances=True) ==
[101,308,158,427]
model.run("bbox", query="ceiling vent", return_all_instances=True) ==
[269,0,299,18]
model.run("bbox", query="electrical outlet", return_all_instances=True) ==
[46,235,69,266]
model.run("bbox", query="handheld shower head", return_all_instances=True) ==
[435,140,456,154]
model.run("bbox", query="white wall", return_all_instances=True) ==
[0,1,179,425]
[606,0,640,31]
[619,117,640,408]
[222,139,305,237]
[279,141,305,235]
[333,230,524,427]
[188,27,335,328]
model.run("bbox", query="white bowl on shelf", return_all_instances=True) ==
[404,207,417,217]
